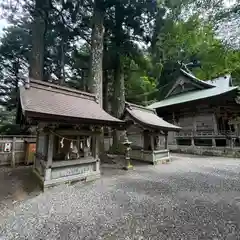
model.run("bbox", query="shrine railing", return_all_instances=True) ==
[176,130,237,138]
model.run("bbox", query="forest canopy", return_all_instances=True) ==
[0,0,239,134]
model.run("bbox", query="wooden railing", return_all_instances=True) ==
[176,130,237,138]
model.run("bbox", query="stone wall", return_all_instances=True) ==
[169,145,240,158]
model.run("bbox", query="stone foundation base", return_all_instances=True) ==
[33,169,101,191]
[169,145,240,158]
[153,158,171,165]
[130,149,170,165]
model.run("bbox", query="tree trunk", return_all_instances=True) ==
[88,0,105,155]
[112,55,125,152]
[59,38,65,85]
[88,0,105,107]
[103,70,109,112]
[29,0,50,80]
[103,70,111,137]
[111,3,125,153]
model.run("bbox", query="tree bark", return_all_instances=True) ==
[111,2,125,152]
[112,55,125,152]
[112,56,125,119]
[88,0,105,155]
[103,70,109,112]
[29,0,50,80]
[88,0,105,107]
[59,37,65,85]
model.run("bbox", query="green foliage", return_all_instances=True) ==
[152,14,240,99]
[125,57,157,105]
[0,108,22,135]
[0,26,30,110]
[0,0,240,132]
[0,124,29,135]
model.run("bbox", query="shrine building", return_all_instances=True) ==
[148,67,240,157]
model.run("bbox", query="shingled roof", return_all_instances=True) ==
[125,102,181,131]
[18,79,124,126]
[148,85,238,110]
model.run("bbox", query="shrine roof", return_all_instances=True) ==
[180,69,215,89]
[125,102,181,131]
[205,74,232,89]
[18,79,124,126]
[148,85,238,110]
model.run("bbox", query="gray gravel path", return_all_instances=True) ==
[1,154,240,239]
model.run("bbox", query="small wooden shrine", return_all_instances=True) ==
[122,102,181,164]
[16,79,124,190]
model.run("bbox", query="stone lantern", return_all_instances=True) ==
[122,132,133,170]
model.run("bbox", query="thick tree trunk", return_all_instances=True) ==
[112,57,125,119]
[59,38,65,85]
[88,0,105,155]
[111,2,125,153]
[112,55,125,152]
[103,70,111,137]
[29,0,50,80]
[88,0,105,107]
[103,70,109,112]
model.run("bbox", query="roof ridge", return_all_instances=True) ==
[28,84,96,101]
[206,74,231,83]
[126,103,181,131]
[148,86,238,109]
[29,79,96,100]
[180,69,215,88]
[126,102,156,113]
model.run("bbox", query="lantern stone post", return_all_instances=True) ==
[122,131,133,170]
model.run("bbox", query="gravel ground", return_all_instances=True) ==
[1,154,240,239]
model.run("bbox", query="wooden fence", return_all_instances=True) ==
[0,135,36,167]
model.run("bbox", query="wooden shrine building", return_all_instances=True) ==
[122,102,181,164]
[148,67,240,157]
[16,79,125,190]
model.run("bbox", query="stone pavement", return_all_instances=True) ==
[1,154,240,239]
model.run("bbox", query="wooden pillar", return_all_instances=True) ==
[191,113,196,147]
[150,134,154,151]
[143,130,149,150]
[95,135,100,173]
[34,132,40,169]
[213,113,218,135]
[229,138,233,148]
[156,135,161,150]
[11,137,16,168]
[47,133,54,167]
[95,135,99,159]
[172,112,176,124]
[191,137,195,147]
[45,133,54,181]
[192,114,197,133]
[164,132,168,149]
[212,138,216,147]
[172,112,177,145]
